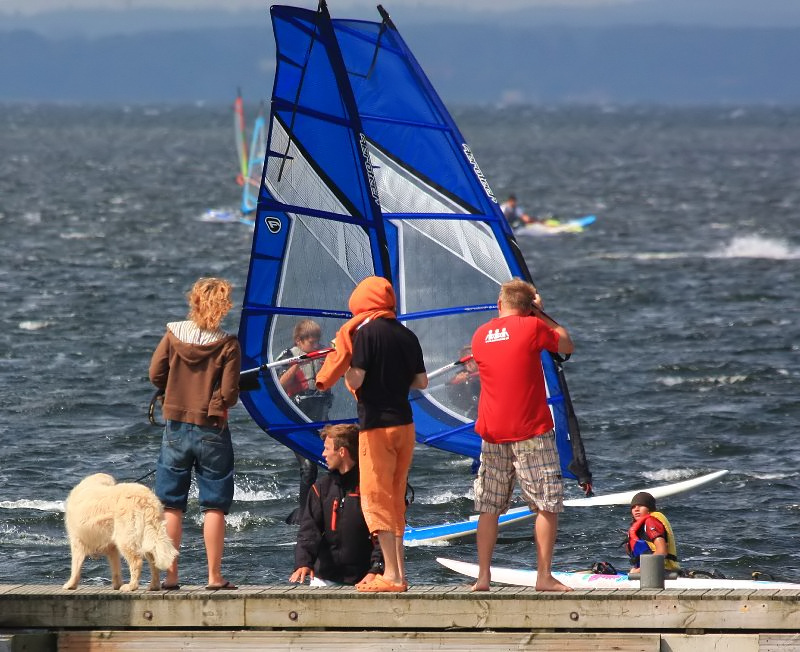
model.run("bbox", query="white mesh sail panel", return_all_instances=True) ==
[368,142,510,286]
[267,117,373,288]
[266,118,350,218]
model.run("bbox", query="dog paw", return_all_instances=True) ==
[62,582,77,590]
[119,583,137,592]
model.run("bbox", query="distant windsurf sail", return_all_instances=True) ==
[233,91,267,216]
[234,88,249,186]
[238,1,591,486]
[241,104,266,215]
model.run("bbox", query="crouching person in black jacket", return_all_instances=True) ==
[289,424,383,586]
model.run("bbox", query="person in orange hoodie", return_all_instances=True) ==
[316,276,427,592]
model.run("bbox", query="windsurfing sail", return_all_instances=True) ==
[238,1,591,487]
[233,90,267,216]
[241,104,266,215]
[234,88,249,186]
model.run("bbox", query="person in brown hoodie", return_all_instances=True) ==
[149,277,241,590]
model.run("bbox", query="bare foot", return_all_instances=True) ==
[535,575,573,592]
[471,579,491,591]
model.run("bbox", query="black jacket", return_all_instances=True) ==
[294,466,383,584]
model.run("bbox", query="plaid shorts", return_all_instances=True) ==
[473,430,563,514]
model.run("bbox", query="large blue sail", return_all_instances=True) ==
[238,1,591,486]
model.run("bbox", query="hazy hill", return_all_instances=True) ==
[1,23,799,104]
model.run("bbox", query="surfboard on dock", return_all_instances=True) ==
[436,556,800,590]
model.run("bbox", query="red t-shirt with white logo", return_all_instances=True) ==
[471,314,560,443]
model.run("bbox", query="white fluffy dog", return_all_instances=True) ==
[62,473,178,591]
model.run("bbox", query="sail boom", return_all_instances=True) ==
[242,305,352,319]
[384,212,501,221]
[398,304,497,321]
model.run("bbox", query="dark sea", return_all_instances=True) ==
[1,103,799,588]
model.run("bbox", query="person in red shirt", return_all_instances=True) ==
[470,278,574,592]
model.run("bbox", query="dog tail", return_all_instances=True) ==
[147,520,179,570]
[141,504,179,570]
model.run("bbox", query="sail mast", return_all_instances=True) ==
[317,0,391,279]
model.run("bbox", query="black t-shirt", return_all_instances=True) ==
[350,317,426,430]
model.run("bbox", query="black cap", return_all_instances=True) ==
[630,491,656,511]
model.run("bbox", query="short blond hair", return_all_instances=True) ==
[320,423,359,460]
[186,277,233,331]
[293,319,322,343]
[499,278,536,314]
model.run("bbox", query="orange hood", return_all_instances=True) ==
[315,276,396,392]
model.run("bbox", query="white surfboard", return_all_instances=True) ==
[403,470,728,546]
[436,556,800,590]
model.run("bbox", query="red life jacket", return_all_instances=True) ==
[627,511,680,570]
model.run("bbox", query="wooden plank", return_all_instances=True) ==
[662,633,759,652]
[57,630,661,651]
[759,633,800,651]
[1,585,800,632]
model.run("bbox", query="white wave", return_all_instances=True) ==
[657,375,747,388]
[0,499,65,512]
[595,252,690,261]
[708,235,800,260]
[417,489,472,505]
[446,457,474,468]
[404,537,449,548]
[640,469,700,482]
[59,232,103,240]
[18,320,51,331]
[748,471,798,481]
[594,235,800,261]
[234,487,281,502]
[225,511,251,530]
[0,524,64,546]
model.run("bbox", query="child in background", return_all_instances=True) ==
[626,492,680,574]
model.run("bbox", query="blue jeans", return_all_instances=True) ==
[155,420,234,514]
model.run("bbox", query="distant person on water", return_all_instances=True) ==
[290,424,384,586]
[626,492,680,574]
[149,277,241,590]
[278,319,333,525]
[315,276,428,593]
[500,194,537,228]
[470,278,575,592]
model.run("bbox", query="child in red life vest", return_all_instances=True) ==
[626,492,680,574]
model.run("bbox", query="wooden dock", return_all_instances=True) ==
[2,583,800,651]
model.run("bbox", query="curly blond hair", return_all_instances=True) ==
[186,277,233,331]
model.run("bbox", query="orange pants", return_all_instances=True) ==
[358,423,415,537]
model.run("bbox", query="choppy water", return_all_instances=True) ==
[1,103,799,587]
